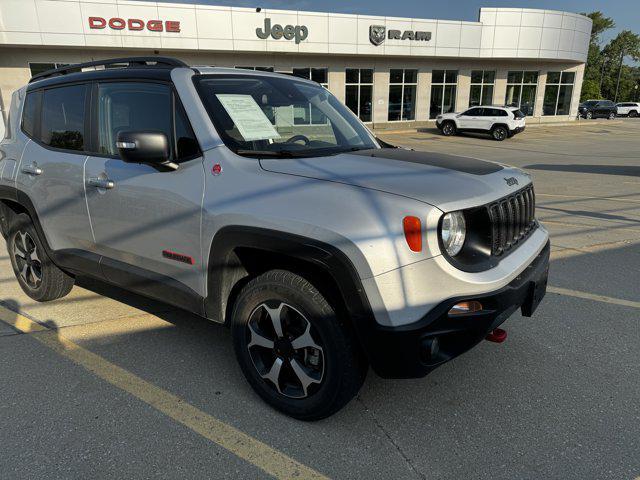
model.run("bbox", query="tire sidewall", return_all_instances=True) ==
[8,215,48,300]
[442,121,456,136]
[231,274,355,419]
[586,111,593,119]
[492,126,507,141]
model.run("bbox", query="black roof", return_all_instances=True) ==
[27,56,190,91]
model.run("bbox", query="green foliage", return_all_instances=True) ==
[580,79,601,101]
[581,12,640,102]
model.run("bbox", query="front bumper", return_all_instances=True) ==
[511,126,525,134]
[361,241,550,379]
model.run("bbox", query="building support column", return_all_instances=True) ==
[328,66,345,103]
[373,69,390,125]
[493,69,508,106]
[455,69,471,112]
[415,69,431,121]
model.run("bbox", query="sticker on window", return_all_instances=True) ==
[216,94,281,142]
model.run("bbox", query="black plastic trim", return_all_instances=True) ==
[362,240,550,378]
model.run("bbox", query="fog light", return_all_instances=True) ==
[448,300,483,316]
[420,337,440,362]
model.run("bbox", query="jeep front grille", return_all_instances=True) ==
[487,184,536,256]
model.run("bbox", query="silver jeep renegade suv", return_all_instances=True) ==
[0,57,549,420]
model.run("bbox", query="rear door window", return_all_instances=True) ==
[40,84,88,151]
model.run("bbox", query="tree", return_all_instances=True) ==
[602,30,640,101]
[580,12,616,99]
[579,12,640,102]
[580,79,601,100]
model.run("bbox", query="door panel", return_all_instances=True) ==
[84,80,205,297]
[15,85,93,252]
[84,157,205,296]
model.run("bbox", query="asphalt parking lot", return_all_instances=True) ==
[1,119,639,480]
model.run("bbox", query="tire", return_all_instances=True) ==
[608,112,616,120]
[7,214,74,302]
[230,269,367,420]
[629,110,638,118]
[491,125,508,141]
[0,203,10,240]
[585,111,593,119]
[441,121,456,136]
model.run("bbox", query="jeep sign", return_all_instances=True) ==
[369,25,431,45]
[256,18,309,44]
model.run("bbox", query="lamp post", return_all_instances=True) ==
[635,84,639,102]
[599,55,609,96]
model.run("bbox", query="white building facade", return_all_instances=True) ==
[0,0,592,136]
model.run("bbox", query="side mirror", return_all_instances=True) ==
[116,131,178,171]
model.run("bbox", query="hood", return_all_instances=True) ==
[260,148,532,212]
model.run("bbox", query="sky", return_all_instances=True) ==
[156,0,639,45]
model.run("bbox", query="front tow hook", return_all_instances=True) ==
[486,328,507,343]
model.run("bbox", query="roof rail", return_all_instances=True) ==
[29,56,189,83]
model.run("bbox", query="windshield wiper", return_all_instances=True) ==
[235,149,298,158]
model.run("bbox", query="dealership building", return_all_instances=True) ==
[0,0,592,137]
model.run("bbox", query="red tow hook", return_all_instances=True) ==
[486,328,507,343]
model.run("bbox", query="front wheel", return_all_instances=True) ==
[231,270,367,420]
[629,110,638,118]
[585,111,593,119]
[441,121,457,136]
[0,203,10,239]
[7,214,75,302]
[491,126,508,141]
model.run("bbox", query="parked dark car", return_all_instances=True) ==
[578,100,617,119]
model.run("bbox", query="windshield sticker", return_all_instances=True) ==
[216,94,281,142]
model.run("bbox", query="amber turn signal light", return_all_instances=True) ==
[448,300,483,315]
[403,216,423,252]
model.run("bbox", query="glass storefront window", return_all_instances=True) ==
[543,71,575,116]
[292,68,328,88]
[388,69,417,121]
[345,69,374,122]
[430,70,458,119]
[469,70,495,107]
[505,71,539,116]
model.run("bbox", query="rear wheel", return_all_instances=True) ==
[441,121,456,136]
[7,214,74,302]
[231,270,367,420]
[608,111,616,120]
[491,125,508,141]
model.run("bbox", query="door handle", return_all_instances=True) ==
[21,164,42,176]
[87,177,115,190]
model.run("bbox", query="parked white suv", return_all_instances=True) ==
[615,102,640,117]
[436,106,526,141]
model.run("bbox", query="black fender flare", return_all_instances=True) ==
[204,225,376,339]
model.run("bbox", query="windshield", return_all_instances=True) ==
[582,101,598,107]
[194,74,378,158]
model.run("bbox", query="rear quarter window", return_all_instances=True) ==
[41,84,88,151]
[21,90,41,138]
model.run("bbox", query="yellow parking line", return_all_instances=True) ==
[0,304,328,480]
[547,286,640,309]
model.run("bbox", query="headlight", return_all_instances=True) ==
[441,211,466,256]
[436,115,443,120]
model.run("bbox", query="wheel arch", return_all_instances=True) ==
[205,226,376,341]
